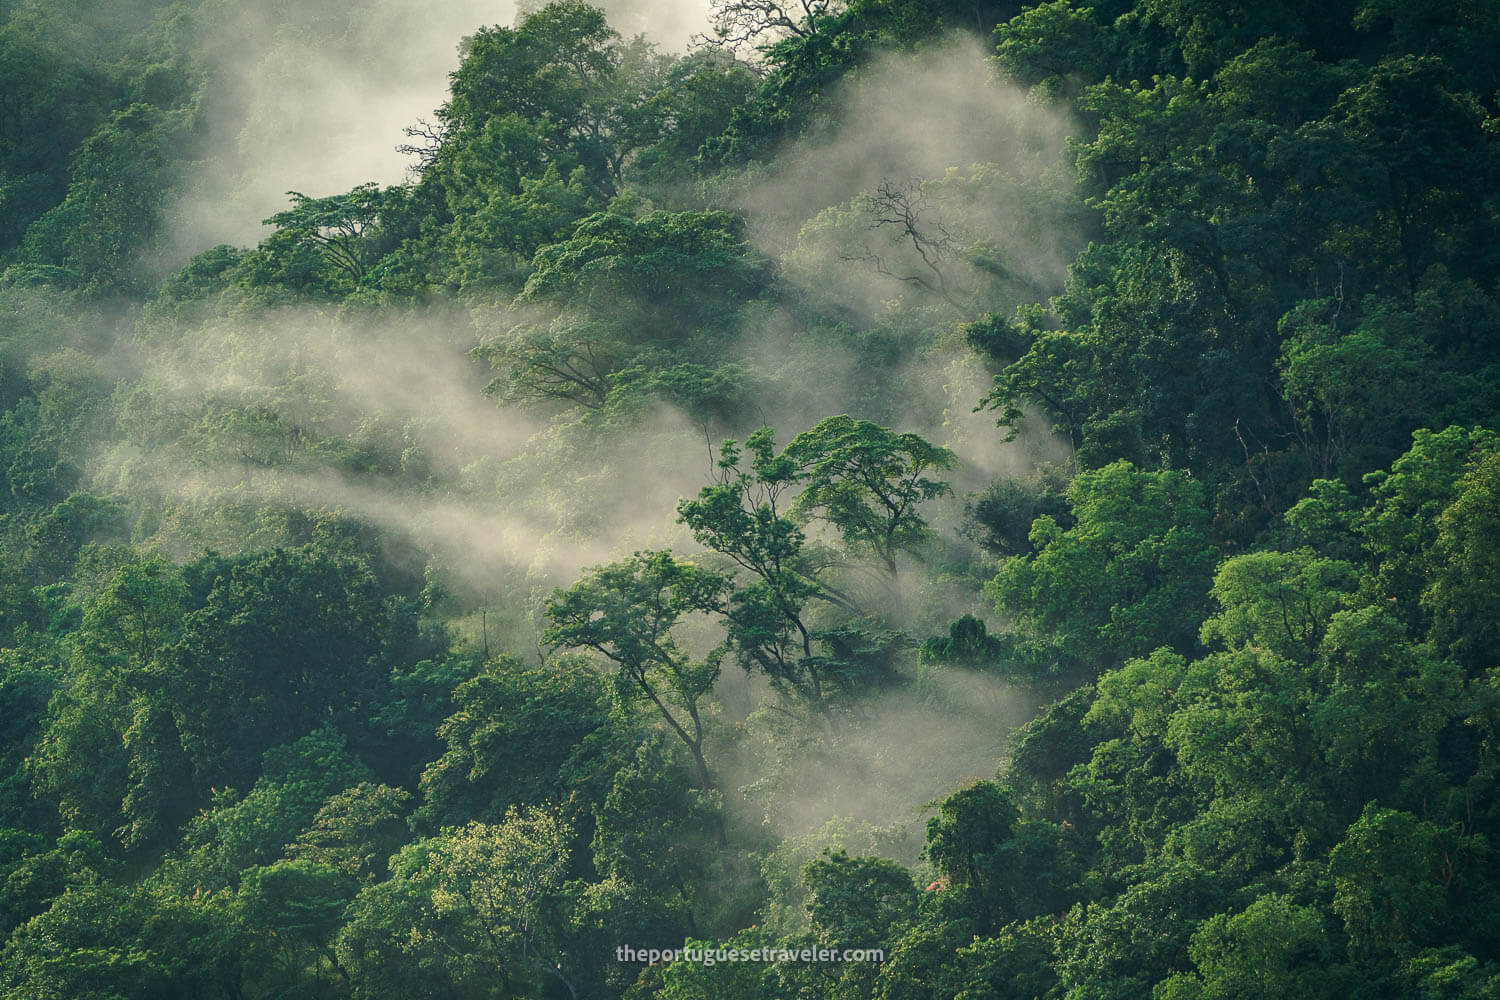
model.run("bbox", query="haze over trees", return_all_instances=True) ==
[2,0,1499,997]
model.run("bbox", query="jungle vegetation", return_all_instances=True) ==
[1,0,1499,997]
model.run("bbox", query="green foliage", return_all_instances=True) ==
[961,463,1072,557]
[699,0,1017,168]
[338,805,580,999]
[417,659,615,828]
[1197,549,1358,663]
[287,782,412,882]
[784,414,955,578]
[676,421,950,721]
[1423,447,1500,668]
[439,1,627,197]
[260,183,388,290]
[992,1,1109,92]
[924,780,1077,931]
[627,51,759,192]
[1276,298,1434,480]
[20,104,196,292]
[0,879,245,1000]
[590,734,738,934]
[987,461,1217,678]
[163,728,372,892]
[804,849,919,949]
[984,29,1500,517]
[160,545,391,788]
[918,614,1004,669]
[546,551,731,793]
[236,858,353,986]
[1359,426,1499,628]
[1157,894,1349,999]
[1329,805,1453,956]
[478,209,770,410]
[4,2,1500,998]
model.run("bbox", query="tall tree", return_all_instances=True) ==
[545,551,730,798]
[784,414,955,582]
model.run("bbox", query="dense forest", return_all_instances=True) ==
[2,0,1499,996]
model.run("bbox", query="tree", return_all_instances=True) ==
[545,551,730,798]
[1197,548,1359,664]
[159,546,390,789]
[1359,426,1499,624]
[0,24,114,254]
[261,183,386,285]
[29,666,137,843]
[795,164,1081,323]
[844,178,973,317]
[0,830,109,939]
[434,810,573,963]
[476,210,769,409]
[784,414,955,583]
[987,461,1218,678]
[918,614,1005,668]
[1276,299,1433,480]
[1398,946,1500,1000]
[1332,55,1495,293]
[651,930,778,998]
[162,728,372,894]
[19,103,193,291]
[388,808,579,999]
[699,0,848,52]
[949,918,1062,1000]
[1311,606,1463,805]
[677,429,850,729]
[1050,864,1227,1000]
[590,735,730,928]
[924,781,1019,888]
[673,418,953,723]
[437,1,636,199]
[1329,805,1450,956]
[416,659,614,828]
[236,859,354,989]
[1162,646,1316,802]
[287,782,412,882]
[780,850,917,998]
[76,556,187,672]
[803,849,918,950]
[992,0,1109,92]
[626,50,759,191]
[0,879,245,1000]
[1157,894,1347,1000]
[1423,447,1500,669]
[924,780,1077,931]
[1140,0,1351,77]
[336,849,458,1000]
[961,464,1073,558]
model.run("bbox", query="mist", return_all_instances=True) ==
[130,24,1082,859]
[8,3,1484,995]
[9,0,1078,921]
[722,36,1077,256]
[168,0,713,255]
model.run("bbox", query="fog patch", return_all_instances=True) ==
[167,0,710,257]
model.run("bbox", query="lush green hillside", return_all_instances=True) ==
[2,0,1498,997]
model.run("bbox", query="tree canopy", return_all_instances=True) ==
[2,0,1499,997]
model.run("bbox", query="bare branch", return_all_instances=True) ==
[840,178,976,318]
[693,0,847,53]
[397,118,448,171]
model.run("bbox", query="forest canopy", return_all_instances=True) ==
[1,0,1499,997]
